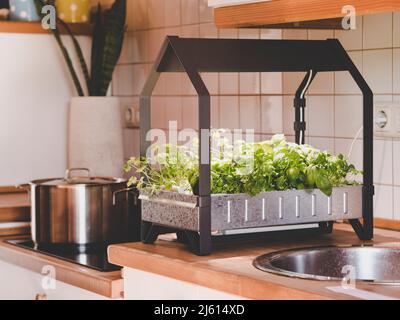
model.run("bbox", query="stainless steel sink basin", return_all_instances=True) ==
[253,245,400,284]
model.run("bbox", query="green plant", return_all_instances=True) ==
[124,133,362,197]
[34,0,126,96]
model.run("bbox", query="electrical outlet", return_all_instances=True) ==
[374,101,400,138]
[124,105,139,128]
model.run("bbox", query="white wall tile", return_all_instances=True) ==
[181,97,198,129]
[201,73,219,94]
[147,28,166,62]
[363,13,393,49]
[165,0,181,27]
[151,97,166,129]
[282,95,307,136]
[181,0,199,25]
[392,140,400,186]
[119,32,134,64]
[165,97,183,130]
[394,49,400,94]
[239,73,260,94]
[308,96,334,137]
[308,72,334,95]
[283,72,307,95]
[123,128,140,158]
[374,139,393,185]
[218,28,238,39]
[239,96,261,132]
[261,73,282,94]
[307,137,334,153]
[308,29,333,40]
[334,16,363,51]
[147,0,165,28]
[164,73,182,95]
[199,23,218,38]
[261,96,283,134]
[238,28,260,39]
[394,187,400,220]
[199,0,214,23]
[334,95,363,138]
[335,51,363,94]
[113,64,148,96]
[181,75,197,95]
[211,96,220,128]
[126,0,134,31]
[219,73,238,94]
[260,29,282,40]
[374,185,393,219]
[394,12,400,48]
[180,24,200,37]
[219,96,239,129]
[363,49,393,94]
[282,29,307,40]
[130,0,147,31]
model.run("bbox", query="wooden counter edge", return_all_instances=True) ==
[0,240,123,299]
[108,245,330,300]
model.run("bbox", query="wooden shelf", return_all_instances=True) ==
[0,20,92,35]
[214,0,400,29]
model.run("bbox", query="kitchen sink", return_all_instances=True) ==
[253,245,400,284]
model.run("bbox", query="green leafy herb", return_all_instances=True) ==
[125,133,362,197]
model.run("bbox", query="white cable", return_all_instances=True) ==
[299,70,313,143]
[300,70,313,99]
[348,126,363,158]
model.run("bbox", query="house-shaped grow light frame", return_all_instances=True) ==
[140,36,374,255]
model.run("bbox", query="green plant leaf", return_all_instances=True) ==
[33,0,84,96]
[91,0,126,96]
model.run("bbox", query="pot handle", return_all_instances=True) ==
[16,184,30,192]
[65,168,90,180]
[112,187,137,206]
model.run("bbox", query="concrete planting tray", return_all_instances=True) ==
[139,186,363,233]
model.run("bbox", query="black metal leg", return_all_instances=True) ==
[141,222,176,244]
[318,221,333,234]
[349,218,373,241]
[184,231,211,256]
[176,231,188,244]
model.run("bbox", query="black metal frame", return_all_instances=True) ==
[140,36,374,255]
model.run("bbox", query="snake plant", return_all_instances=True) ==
[34,0,126,96]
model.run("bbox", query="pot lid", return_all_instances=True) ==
[40,176,124,186]
[36,168,126,187]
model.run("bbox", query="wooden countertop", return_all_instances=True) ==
[108,224,400,300]
[0,237,123,299]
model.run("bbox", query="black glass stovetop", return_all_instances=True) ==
[6,240,121,272]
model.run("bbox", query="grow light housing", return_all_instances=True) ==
[139,36,374,255]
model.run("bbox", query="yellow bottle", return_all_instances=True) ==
[56,0,90,23]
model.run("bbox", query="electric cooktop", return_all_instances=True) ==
[6,240,120,272]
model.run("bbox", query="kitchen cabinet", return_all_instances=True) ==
[123,267,243,300]
[0,260,107,300]
[212,0,399,29]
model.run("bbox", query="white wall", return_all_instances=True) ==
[0,33,91,186]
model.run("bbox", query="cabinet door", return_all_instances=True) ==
[123,267,244,300]
[0,260,107,300]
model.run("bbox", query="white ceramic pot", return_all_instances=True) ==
[68,97,124,177]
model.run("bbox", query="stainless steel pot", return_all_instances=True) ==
[21,168,141,247]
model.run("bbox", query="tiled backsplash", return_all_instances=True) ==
[113,1,400,221]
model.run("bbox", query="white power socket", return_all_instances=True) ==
[124,104,140,128]
[374,101,400,138]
